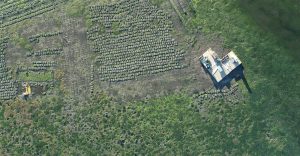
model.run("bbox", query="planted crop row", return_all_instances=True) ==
[87,27,173,41]
[89,0,140,15]
[0,0,45,20]
[29,31,63,43]
[90,65,94,95]
[14,80,52,87]
[0,0,57,28]
[0,37,17,100]
[24,29,63,80]
[17,66,48,72]
[88,0,186,82]
[192,83,242,109]
[28,81,52,87]
[98,63,186,82]
[32,61,56,68]
[26,48,63,57]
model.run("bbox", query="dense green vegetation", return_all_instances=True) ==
[1,92,252,155]
[191,0,300,154]
[240,0,300,59]
[0,0,299,155]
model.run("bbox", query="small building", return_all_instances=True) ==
[200,48,244,88]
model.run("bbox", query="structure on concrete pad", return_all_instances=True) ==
[200,48,244,88]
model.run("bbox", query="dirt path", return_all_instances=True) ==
[61,16,92,101]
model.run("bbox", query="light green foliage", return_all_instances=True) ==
[15,36,33,51]
[111,22,121,35]
[150,0,164,6]
[65,0,86,17]
[18,71,53,81]
[84,18,93,29]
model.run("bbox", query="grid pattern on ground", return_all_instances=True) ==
[0,37,17,100]
[0,0,58,28]
[88,0,185,82]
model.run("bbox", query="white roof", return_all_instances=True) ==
[201,48,242,82]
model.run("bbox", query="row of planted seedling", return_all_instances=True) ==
[89,12,172,30]
[95,49,182,62]
[0,37,17,100]
[24,29,63,82]
[87,26,173,41]
[29,31,62,43]
[17,66,48,72]
[0,0,46,20]
[88,0,185,82]
[90,64,94,95]
[91,38,177,52]
[98,64,185,82]
[32,61,56,68]
[26,48,63,57]
[89,0,140,14]
[88,30,174,44]
[0,1,57,28]
[192,83,242,107]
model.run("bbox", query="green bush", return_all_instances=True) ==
[65,0,86,17]
[150,0,164,6]
[16,37,33,51]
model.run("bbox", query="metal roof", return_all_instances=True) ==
[200,48,242,82]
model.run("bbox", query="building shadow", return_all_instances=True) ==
[202,64,252,93]
[241,76,252,93]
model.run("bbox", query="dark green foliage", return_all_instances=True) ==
[191,0,300,154]
[239,0,300,59]
[0,92,256,155]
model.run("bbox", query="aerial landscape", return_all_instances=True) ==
[0,0,299,155]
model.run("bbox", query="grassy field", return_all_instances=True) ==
[18,71,53,82]
[0,91,249,155]
[191,0,300,154]
[0,0,299,155]
[239,0,300,59]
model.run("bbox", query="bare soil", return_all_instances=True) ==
[3,0,226,102]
